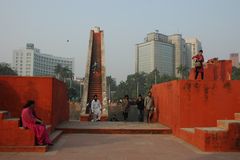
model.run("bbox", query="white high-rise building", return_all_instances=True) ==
[136,32,174,76]
[12,43,74,76]
[185,38,202,67]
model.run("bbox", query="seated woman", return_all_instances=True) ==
[21,100,52,146]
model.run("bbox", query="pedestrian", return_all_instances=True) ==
[144,91,154,123]
[91,95,102,122]
[122,95,130,121]
[91,61,98,73]
[192,50,204,80]
[136,94,144,122]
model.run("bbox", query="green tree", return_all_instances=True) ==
[159,74,178,83]
[113,71,177,100]
[54,64,76,100]
[68,80,80,101]
[232,67,240,80]
[145,69,160,92]
[54,64,74,82]
[107,76,117,100]
[107,76,117,91]
[114,81,128,100]
[176,64,189,79]
[0,63,17,75]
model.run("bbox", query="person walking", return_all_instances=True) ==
[122,95,130,121]
[136,94,144,122]
[192,50,204,80]
[91,95,102,122]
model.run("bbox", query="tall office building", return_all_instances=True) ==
[136,32,201,77]
[230,53,239,68]
[185,38,202,67]
[136,32,174,76]
[12,43,74,76]
[168,34,187,77]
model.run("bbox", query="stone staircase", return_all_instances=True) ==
[87,32,102,106]
[0,110,63,152]
[179,113,240,152]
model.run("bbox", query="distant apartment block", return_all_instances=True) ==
[136,32,202,77]
[12,43,74,76]
[230,53,239,68]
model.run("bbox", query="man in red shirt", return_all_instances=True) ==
[192,50,204,80]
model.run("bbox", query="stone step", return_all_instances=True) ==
[234,113,240,120]
[56,122,172,134]
[196,127,226,132]
[2,118,20,128]
[181,128,195,133]
[50,130,63,143]
[0,130,63,152]
[0,145,47,152]
[46,125,52,134]
[217,120,240,129]
[0,110,9,120]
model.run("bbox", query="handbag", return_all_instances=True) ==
[195,61,201,67]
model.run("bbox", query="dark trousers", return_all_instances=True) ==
[123,111,128,121]
[195,68,204,80]
[138,109,144,122]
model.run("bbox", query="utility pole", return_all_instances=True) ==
[108,84,111,101]
[154,68,157,84]
[136,81,139,97]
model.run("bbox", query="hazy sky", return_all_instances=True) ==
[0,0,240,82]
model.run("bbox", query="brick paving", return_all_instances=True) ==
[1,134,240,160]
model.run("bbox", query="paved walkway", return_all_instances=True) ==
[1,134,240,160]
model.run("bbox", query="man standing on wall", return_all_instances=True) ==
[192,50,204,80]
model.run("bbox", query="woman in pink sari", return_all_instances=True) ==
[21,100,52,146]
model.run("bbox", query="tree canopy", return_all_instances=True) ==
[0,63,17,75]
[111,70,177,100]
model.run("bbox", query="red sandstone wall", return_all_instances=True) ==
[152,80,240,136]
[189,60,232,80]
[52,78,69,128]
[0,76,69,129]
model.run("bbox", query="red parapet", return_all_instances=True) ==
[189,60,232,80]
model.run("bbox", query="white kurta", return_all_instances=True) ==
[91,100,101,114]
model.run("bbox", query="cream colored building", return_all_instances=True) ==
[230,53,239,68]
[185,38,202,67]
[168,34,187,77]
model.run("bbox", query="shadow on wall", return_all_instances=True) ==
[0,80,21,117]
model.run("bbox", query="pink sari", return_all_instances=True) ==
[21,107,52,145]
